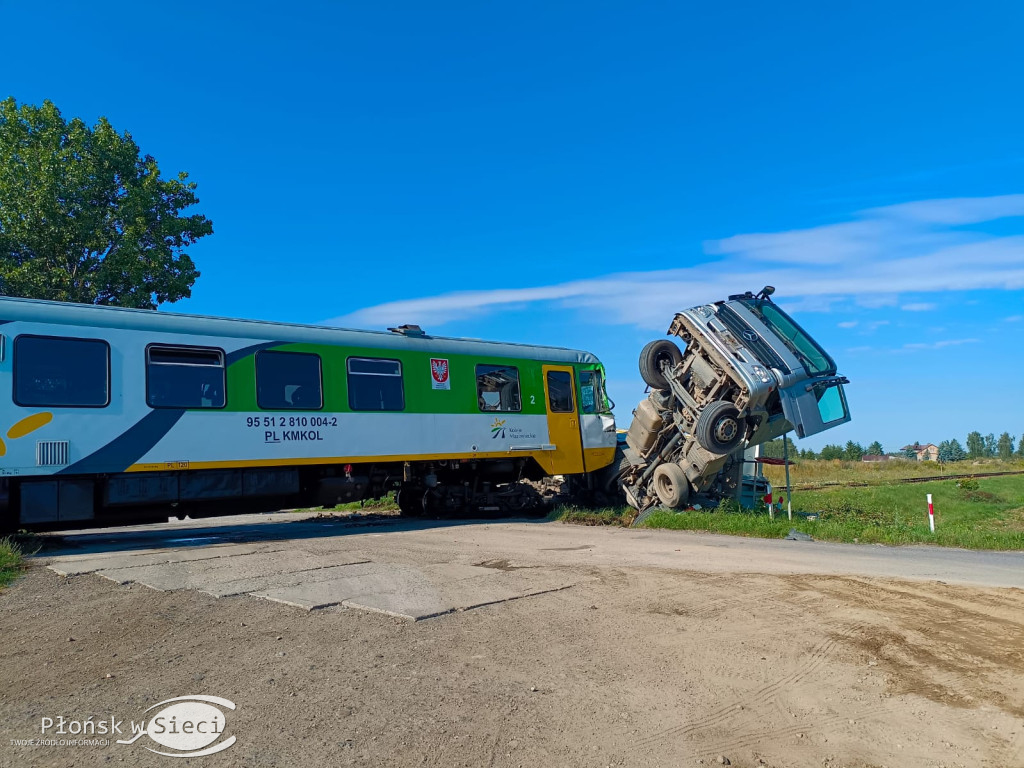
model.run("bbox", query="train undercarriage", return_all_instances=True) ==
[1,455,620,530]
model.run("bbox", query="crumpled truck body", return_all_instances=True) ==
[620,289,850,511]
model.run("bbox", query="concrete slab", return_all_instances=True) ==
[341,570,579,620]
[47,543,282,576]
[94,550,369,591]
[251,563,425,610]
[200,561,382,598]
[420,563,502,581]
[254,561,581,619]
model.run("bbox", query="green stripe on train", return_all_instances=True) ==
[225,342,605,416]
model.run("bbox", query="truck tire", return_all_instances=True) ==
[652,463,690,508]
[695,400,743,454]
[639,340,682,391]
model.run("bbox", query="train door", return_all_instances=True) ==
[541,365,585,474]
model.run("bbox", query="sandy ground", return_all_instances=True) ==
[2,517,1023,768]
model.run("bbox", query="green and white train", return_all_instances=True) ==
[0,297,618,527]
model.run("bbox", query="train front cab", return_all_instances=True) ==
[539,364,616,479]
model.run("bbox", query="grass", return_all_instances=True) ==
[762,458,1024,488]
[0,536,27,589]
[639,475,1024,549]
[328,494,400,513]
[556,468,1024,550]
[553,505,633,526]
[291,492,400,514]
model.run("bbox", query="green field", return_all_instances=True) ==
[761,457,1023,488]
[557,469,1024,550]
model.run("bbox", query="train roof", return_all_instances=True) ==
[0,296,601,365]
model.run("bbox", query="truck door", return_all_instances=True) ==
[780,378,851,439]
[542,365,586,474]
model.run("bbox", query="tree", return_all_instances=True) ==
[966,431,984,459]
[984,433,997,458]
[866,441,884,456]
[819,444,844,461]
[937,440,953,463]
[948,438,967,462]
[761,436,797,460]
[997,432,1015,461]
[0,98,212,308]
[843,440,865,461]
[1018,435,1024,458]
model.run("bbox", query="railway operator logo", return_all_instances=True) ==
[490,418,507,439]
[430,358,451,390]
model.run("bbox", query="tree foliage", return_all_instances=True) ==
[966,431,984,459]
[997,432,1015,460]
[937,439,967,462]
[843,440,865,461]
[866,440,884,456]
[948,439,967,462]
[0,98,212,308]
[761,436,797,460]
[819,444,844,461]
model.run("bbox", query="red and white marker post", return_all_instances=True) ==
[927,493,935,533]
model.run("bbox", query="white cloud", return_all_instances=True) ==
[837,321,858,328]
[901,302,937,311]
[330,194,1024,330]
[868,194,1024,225]
[1005,315,1023,323]
[902,338,979,351]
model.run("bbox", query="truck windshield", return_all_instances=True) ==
[739,299,836,376]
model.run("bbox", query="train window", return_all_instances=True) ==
[579,370,602,414]
[147,345,226,409]
[14,335,110,408]
[347,357,404,411]
[546,370,574,413]
[476,364,521,412]
[256,351,323,410]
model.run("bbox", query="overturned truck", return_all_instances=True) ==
[619,287,850,511]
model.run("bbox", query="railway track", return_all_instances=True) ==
[790,469,1024,491]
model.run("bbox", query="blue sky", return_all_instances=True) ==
[5,1,1023,450]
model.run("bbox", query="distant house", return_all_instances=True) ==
[861,454,890,462]
[900,443,939,462]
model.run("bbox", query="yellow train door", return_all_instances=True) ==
[541,365,585,474]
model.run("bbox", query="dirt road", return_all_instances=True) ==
[2,514,1023,768]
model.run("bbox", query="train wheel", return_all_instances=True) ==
[397,487,424,517]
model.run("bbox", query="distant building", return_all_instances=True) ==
[900,443,939,461]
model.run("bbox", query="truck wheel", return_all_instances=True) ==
[639,340,682,390]
[652,463,690,508]
[695,400,743,454]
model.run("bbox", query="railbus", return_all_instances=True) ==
[0,297,618,528]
